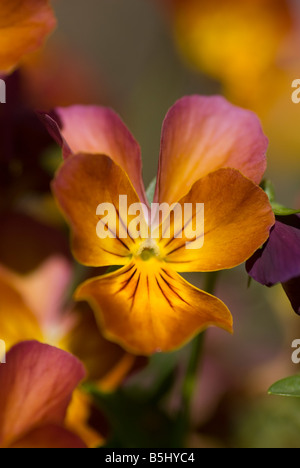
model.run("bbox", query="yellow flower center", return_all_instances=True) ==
[140,247,156,262]
[134,239,161,262]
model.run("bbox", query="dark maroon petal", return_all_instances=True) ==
[246,215,300,287]
[282,277,300,315]
[0,212,71,274]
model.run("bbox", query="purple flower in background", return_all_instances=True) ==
[0,71,53,211]
[246,215,300,314]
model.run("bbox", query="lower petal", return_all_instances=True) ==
[75,262,233,355]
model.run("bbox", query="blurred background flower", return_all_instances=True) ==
[0,341,86,448]
[156,0,300,191]
[0,0,56,75]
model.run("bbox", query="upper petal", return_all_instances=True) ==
[0,341,86,447]
[53,152,149,267]
[159,168,275,272]
[0,0,56,74]
[75,262,233,356]
[155,95,268,204]
[41,105,147,205]
[246,215,300,286]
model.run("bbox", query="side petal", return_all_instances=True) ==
[246,216,300,286]
[156,95,268,204]
[0,341,85,447]
[41,105,147,205]
[159,168,274,272]
[53,152,149,267]
[0,0,56,74]
[75,262,233,356]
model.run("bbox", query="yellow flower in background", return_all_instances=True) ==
[160,0,300,168]
[0,0,56,74]
[170,0,292,106]
[43,95,275,355]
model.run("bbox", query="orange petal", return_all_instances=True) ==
[156,95,268,204]
[53,152,149,267]
[65,389,104,448]
[42,105,147,205]
[10,424,87,448]
[0,0,56,74]
[0,271,43,349]
[62,303,143,391]
[159,168,275,272]
[0,341,85,447]
[75,262,233,356]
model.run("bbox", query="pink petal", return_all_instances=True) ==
[41,105,147,205]
[0,341,85,447]
[156,95,268,204]
[10,424,87,448]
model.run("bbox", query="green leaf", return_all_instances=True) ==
[268,375,300,397]
[83,348,187,447]
[260,180,300,216]
[261,179,276,203]
[146,177,156,204]
[83,352,181,448]
[271,202,300,217]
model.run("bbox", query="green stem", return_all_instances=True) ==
[178,271,220,442]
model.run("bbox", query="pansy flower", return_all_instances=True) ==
[0,341,86,448]
[247,214,300,314]
[42,95,275,355]
[0,0,56,75]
